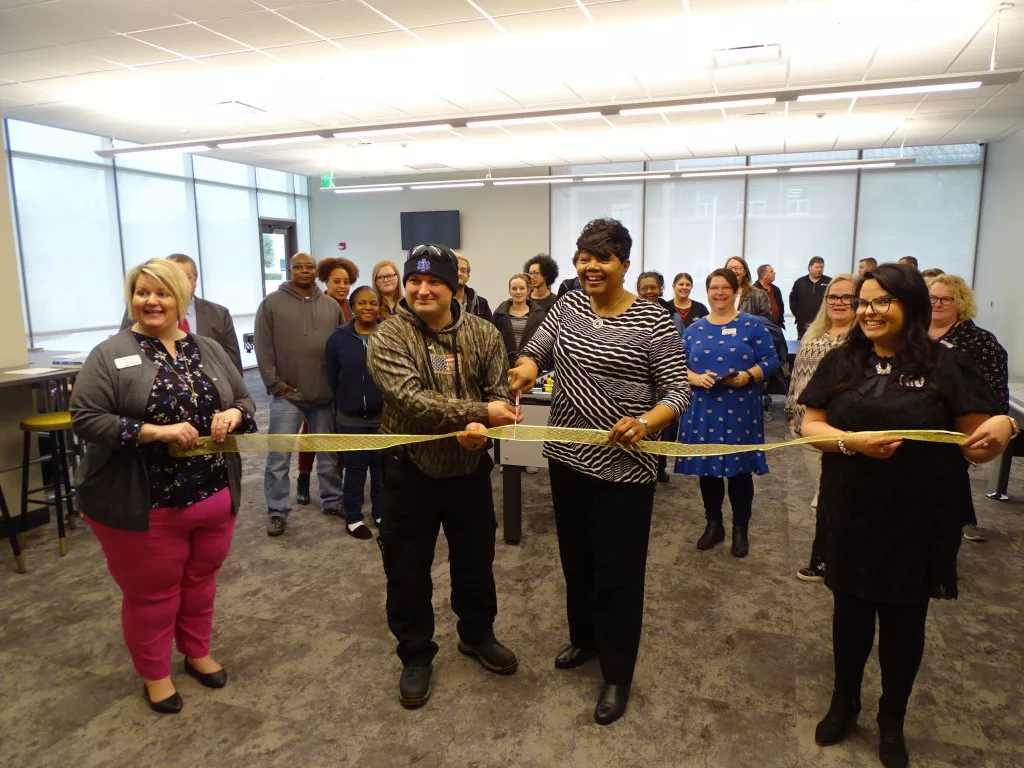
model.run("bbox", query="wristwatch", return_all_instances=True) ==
[637,417,650,436]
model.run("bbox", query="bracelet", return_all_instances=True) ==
[836,438,856,456]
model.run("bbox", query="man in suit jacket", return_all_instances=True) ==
[754,263,786,330]
[120,254,243,373]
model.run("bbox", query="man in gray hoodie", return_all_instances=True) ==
[255,252,343,536]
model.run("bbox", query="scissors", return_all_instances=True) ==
[513,390,521,441]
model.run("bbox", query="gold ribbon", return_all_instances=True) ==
[171,424,967,458]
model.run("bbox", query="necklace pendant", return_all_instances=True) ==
[592,317,604,329]
[875,361,892,375]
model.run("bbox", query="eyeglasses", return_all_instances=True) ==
[929,295,955,307]
[825,294,857,306]
[376,273,398,282]
[851,296,899,313]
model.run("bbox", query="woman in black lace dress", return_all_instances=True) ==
[797,264,1016,768]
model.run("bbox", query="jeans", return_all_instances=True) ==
[338,422,382,525]
[264,396,344,519]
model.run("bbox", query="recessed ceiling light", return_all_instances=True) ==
[492,178,574,185]
[333,186,404,193]
[218,135,325,149]
[620,98,777,116]
[796,81,982,102]
[582,174,671,182]
[409,182,486,190]
[797,162,897,172]
[466,112,603,128]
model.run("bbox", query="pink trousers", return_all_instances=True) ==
[86,488,235,680]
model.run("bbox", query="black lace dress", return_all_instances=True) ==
[798,346,997,603]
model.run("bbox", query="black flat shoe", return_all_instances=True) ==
[184,658,227,689]
[731,524,749,558]
[143,685,183,714]
[696,521,725,550]
[594,683,630,725]
[554,644,593,669]
[346,523,373,540]
[815,690,861,746]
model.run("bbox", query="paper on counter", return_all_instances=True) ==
[5,367,62,375]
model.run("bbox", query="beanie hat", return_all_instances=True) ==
[403,243,459,294]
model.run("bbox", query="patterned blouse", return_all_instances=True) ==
[785,330,849,433]
[119,332,257,509]
[937,320,1009,415]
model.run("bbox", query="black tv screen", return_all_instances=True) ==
[400,210,461,250]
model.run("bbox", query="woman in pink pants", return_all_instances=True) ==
[70,258,257,714]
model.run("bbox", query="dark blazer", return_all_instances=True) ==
[70,330,256,532]
[754,281,786,329]
[121,297,243,374]
[491,299,547,366]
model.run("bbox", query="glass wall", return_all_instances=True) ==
[5,119,311,364]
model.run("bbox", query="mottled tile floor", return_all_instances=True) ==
[1,375,1021,768]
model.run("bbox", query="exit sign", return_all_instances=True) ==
[321,173,333,188]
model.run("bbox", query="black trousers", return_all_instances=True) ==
[698,473,754,525]
[809,498,826,567]
[832,591,930,719]
[549,460,655,685]
[379,448,498,667]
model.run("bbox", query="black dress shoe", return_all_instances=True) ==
[143,685,183,714]
[594,683,630,725]
[877,716,909,768]
[295,473,311,505]
[554,644,593,669]
[657,470,671,483]
[346,522,373,540]
[399,665,432,709]
[731,524,749,558]
[815,690,861,746]
[696,521,725,550]
[184,658,227,689]
[458,638,518,675]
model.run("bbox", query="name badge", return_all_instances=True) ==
[114,354,142,370]
[722,327,737,336]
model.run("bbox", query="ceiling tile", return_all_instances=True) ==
[413,19,505,45]
[262,40,349,63]
[59,0,184,34]
[631,69,715,97]
[866,49,960,79]
[379,91,466,116]
[334,30,423,54]
[586,0,684,26]
[198,50,274,70]
[950,44,1024,72]
[1,42,121,78]
[362,0,484,28]
[490,74,581,105]
[710,62,788,90]
[0,80,61,104]
[911,96,989,115]
[202,12,320,48]
[476,0,574,13]
[494,6,591,35]
[141,0,266,23]
[0,51,65,82]
[430,84,522,112]
[686,0,788,14]
[323,98,413,121]
[0,3,113,54]
[66,35,182,67]
[130,24,251,57]
[560,71,646,102]
[278,1,398,38]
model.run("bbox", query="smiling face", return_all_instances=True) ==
[637,276,662,303]
[673,277,692,301]
[325,267,351,305]
[707,275,736,312]
[351,288,380,326]
[457,258,470,288]
[290,253,317,289]
[406,273,453,323]
[527,264,546,291]
[374,265,400,298]
[825,279,856,326]
[856,278,905,348]
[725,258,746,282]
[132,272,179,336]
[576,250,627,298]
[509,277,529,305]
[929,281,959,327]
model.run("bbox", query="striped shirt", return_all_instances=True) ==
[519,291,691,483]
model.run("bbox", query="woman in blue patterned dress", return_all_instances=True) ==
[676,268,779,557]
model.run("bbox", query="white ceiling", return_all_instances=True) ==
[2,0,1024,177]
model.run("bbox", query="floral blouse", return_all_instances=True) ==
[937,320,1009,416]
[119,332,257,509]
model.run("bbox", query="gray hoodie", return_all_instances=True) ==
[255,281,342,407]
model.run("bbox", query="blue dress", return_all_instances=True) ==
[675,313,780,478]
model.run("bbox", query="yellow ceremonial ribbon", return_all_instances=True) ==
[171,425,968,458]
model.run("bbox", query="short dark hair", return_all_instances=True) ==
[636,271,665,291]
[576,218,632,263]
[672,272,694,286]
[809,256,825,267]
[859,257,878,269]
[756,264,772,279]
[524,253,559,287]
[318,257,359,284]
[166,253,198,276]
[900,256,920,269]
[348,284,378,311]
[706,268,739,292]
[920,268,945,279]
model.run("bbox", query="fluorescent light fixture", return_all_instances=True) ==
[217,135,325,149]
[409,182,486,190]
[336,125,453,138]
[492,178,574,186]
[466,112,603,128]
[620,98,777,116]
[797,81,982,102]
[677,168,778,178]
[582,174,671,183]
[333,186,404,193]
[797,162,897,172]
[121,145,210,155]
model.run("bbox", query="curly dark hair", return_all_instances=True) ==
[575,218,632,263]
[318,257,359,284]
[524,253,559,287]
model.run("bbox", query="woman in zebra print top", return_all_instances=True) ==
[511,218,690,727]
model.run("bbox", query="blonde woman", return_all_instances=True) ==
[372,260,403,320]
[785,273,858,582]
[928,273,1009,543]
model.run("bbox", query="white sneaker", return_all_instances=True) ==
[962,525,986,543]
[525,466,538,474]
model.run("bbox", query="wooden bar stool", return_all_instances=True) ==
[19,411,76,562]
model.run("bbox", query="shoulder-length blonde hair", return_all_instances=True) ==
[803,273,858,342]
[371,260,403,319]
[926,273,977,322]
[124,258,191,322]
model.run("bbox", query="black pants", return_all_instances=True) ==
[549,460,655,685]
[698,474,754,525]
[379,448,498,667]
[809,497,826,567]
[832,591,930,719]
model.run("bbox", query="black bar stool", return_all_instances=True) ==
[0,484,25,573]
[18,411,76,566]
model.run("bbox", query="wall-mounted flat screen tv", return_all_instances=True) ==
[400,210,461,250]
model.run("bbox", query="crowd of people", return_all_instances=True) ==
[67,219,1018,768]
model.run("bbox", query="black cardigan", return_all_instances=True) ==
[492,299,548,366]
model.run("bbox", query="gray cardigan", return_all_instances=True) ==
[70,330,256,531]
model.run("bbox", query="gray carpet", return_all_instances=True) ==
[1,371,1021,768]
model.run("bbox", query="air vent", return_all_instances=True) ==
[404,163,452,171]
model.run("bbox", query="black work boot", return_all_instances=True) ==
[731,524,749,558]
[295,473,311,505]
[399,665,432,709]
[877,715,909,768]
[696,520,726,550]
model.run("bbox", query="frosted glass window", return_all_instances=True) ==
[863,144,981,166]
[11,157,123,334]
[114,147,193,177]
[855,167,982,278]
[257,167,290,192]
[644,177,745,308]
[750,150,858,166]
[649,156,746,171]
[6,120,109,164]
[257,191,295,220]
[192,155,254,186]
[294,174,308,195]
[296,196,310,254]
[117,172,200,277]
[195,184,263,316]
[550,182,644,289]
[552,162,644,176]
[744,172,858,338]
